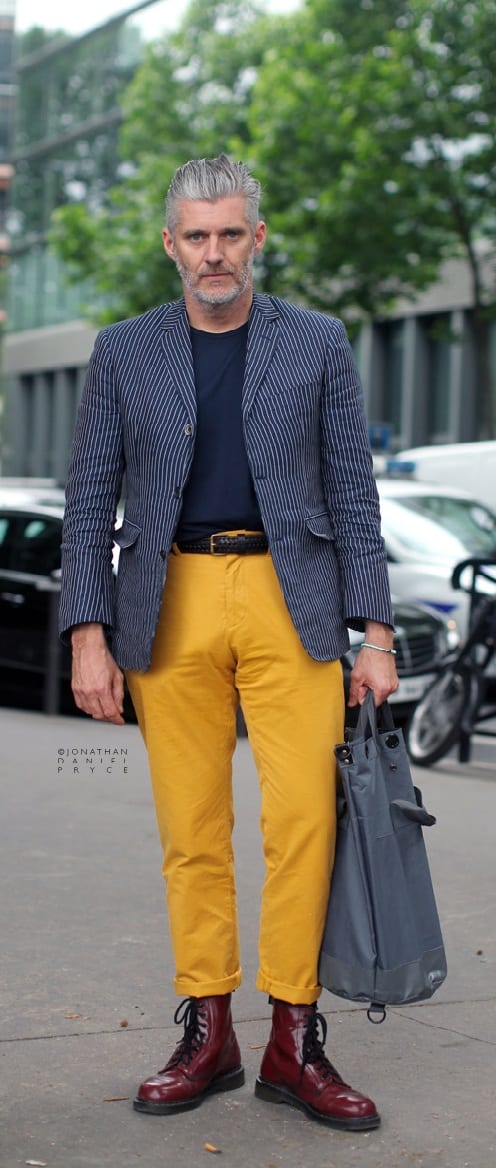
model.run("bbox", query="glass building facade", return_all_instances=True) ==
[0,0,15,320]
[8,0,169,331]
[0,0,15,163]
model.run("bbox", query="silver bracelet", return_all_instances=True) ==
[360,641,397,655]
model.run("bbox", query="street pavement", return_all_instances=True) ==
[1,707,495,1168]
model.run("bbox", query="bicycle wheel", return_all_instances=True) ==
[406,667,480,767]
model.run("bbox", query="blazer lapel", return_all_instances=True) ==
[243,293,280,417]
[159,300,197,419]
[157,293,280,420]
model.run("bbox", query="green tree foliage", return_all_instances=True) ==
[250,0,496,434]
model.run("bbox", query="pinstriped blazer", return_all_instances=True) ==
[59,292,393,671]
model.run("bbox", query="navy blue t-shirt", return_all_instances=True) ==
[175,323,263,541]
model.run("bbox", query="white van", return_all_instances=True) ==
[390,442,496,512]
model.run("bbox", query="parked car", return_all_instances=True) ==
[0,486,449,724]
[390,442,496,513]
[0,487,70,709]
[376,478,496,643]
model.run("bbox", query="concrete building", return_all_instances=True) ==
[357,244,496,454]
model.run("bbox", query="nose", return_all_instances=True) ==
[204,234,224,264]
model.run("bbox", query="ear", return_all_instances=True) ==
[162,227,176,261]
[253,220,266,256]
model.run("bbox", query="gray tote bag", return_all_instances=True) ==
[318,690,447,1019]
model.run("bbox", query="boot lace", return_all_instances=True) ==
[166,997,209,1069]
[300,1007,345,1085]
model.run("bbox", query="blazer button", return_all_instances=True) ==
[159,549,166,559]
[184,423,193,435]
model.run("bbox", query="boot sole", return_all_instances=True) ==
[133,1065,245,1115]
[254,1076,381,1131]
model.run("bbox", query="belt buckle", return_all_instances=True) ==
[210,533,229,555]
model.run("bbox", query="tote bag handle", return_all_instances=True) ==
[352,688,396,743]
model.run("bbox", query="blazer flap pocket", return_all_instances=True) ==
[305,510,334,540]
[113,518,142,549]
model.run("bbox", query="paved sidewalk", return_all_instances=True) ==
[1,708,495,1168]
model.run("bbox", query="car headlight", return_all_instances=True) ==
[444,618,460,652]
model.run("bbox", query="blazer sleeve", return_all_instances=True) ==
[59,329,125,642]
[320,320,394,632]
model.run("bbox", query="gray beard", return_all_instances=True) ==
[176,259,252,307]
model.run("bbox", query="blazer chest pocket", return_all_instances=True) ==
[113,518,142,549]
[305,511,335,540]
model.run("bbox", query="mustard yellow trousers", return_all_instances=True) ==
[126,546,344,1005]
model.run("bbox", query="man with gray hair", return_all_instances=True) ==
[60,153,397,1132]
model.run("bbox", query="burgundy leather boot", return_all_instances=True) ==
[255,1000,380,1131]
[134,994,244,1115]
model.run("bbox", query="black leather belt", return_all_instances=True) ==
[176,532,269,555]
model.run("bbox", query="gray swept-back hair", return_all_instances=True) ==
[165,153,262,234]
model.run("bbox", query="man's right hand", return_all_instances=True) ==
[71,622,125,724]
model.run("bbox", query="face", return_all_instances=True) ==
[162,195,266,310]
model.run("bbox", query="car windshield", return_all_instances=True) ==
[380,494,496,561]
